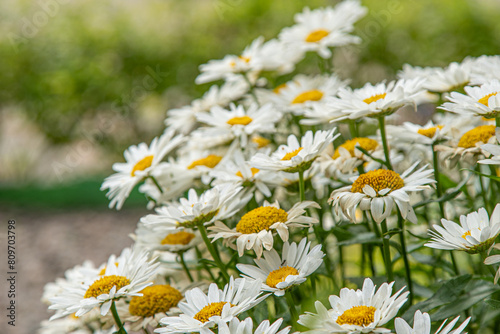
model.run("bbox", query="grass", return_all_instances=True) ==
[0,178,147,210]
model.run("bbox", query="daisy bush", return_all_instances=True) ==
[42,1,500,333]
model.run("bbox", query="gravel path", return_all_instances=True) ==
[0,207,148,334]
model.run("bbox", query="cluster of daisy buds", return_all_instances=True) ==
[41,0,500,333]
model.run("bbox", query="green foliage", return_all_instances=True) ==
[2,0,499,150]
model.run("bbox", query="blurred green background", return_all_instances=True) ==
[1,0,499,208]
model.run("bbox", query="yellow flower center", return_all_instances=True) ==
[351,169,404,194]
[292,90,324,104]
[193,302,232,323]
[266,266,299,288]
[462,230,472,240]
[236,206,288,234]
[84,275,130,299]
[336,306,376,326]
[305,29,329,43]
[363,93,387,104]
[227,116,253,126]
[458,125,496,148]
[281,147,303,161]
[239,56,251,63]
[131,155,154,176]
[187,155,223,169]
[161,231,196,245]
[252,136,271,148]
[273,83,288,94]
[236,167,260,178]
[129,285,183,317]
[478,92,499,107]
[417,125,444,138]
[333,137,379,159]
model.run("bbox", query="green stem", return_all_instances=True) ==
[195,246,216,281]
[380,220,394,281]
[378,116,393,170]
[149,176,164,194]
[431,145,445,219]
[397,211,413,305]
[496,116,500,128]
[298,171,306,202]
[349,120,359,138]
[179,252,194,283]
[338,245,346,287]
[111,300,127,334]
[313,225,338,289]
[476,164,490,212]
[310,274,317,301]
[450,251,460,276]
[481,251,497,277]
[196,222,230,285]
[285,291,299,325]
[361,244,366,277]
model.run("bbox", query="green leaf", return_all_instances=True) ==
[335,232,381,246]
[401,275,472,323]
[431,280,500,321]
[463,168,500,182]
[485,298,500,310]
[355,147,390,168]
[383,228,403,237]
[414,175,470,208]
[198,259,218,267]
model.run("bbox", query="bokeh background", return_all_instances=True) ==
[0,0,499,333]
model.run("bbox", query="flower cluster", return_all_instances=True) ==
[41,1,500,333]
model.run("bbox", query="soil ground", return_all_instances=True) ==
[0,207,148,334]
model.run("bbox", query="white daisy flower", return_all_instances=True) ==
[273,162,334,199]
[195,37,302,85]
[133,223,201,253]
[39,309,105,334]
[387,121,450,146]
[395,310,470,334]
[166,79,249,134]
[425,204,500,254]
[469,55,500,85]
[237,238,324,296]
[399,60,473,93]
[101,130,185,209]
[171,142,238,185]
[49,248,159,318]
[141,184,249,230]
[440,80,500,118]
[279,1,367,59]
[298,278,408,334]
[156,277,268,334]
[42,260,101,305]
[484,244,500,283]
[124,284,185,331]
[329,162,435,224]
[270,74,348,115]
[210,149,275,199]
[196,103,282,147]
[216,317,291,334]
[322,136,381,175]
[209,200,320,258]
[434,124,497,162]
[328,78,425,121]
[300,102,347,125]
[480,128,500,164]
[251,129,338,173]
[138,163,199,208]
